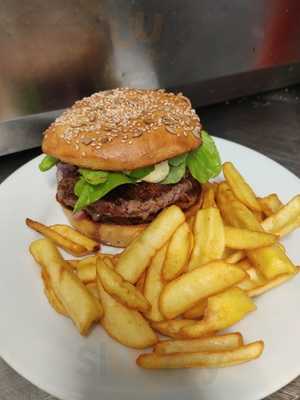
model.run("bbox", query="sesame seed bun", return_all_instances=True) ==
[42,88,201,171]
[62,192,203,248]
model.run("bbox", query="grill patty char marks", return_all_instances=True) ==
[56,163,201,225]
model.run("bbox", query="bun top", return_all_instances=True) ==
[42,88,202,170]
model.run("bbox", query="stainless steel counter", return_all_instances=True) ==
[0,86,300,400]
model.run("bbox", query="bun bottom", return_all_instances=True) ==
[62,193,202,248]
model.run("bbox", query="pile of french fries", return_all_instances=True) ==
[26,161,300,369]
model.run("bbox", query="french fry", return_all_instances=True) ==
[253,210,264,223]
[30,239,102,335]
[97,257,150,313]
[50,224,100,253]
[68,254,116,269]
[115,205,185,283]
[223,162,261,212]
[186,215,195,231]
[137,341,264,369]
[202,184,217,209]
[247,244,296,280]
[160,261,246,319]
[226,250,246,264]
[181,288,256,338]
[183,299,207,319]
[154,333,243,354]
[188,208,225,271]
[77,263,96,283]
[216,184,262,231]
[26,218,88,256]
[248,269,299,297]
[258,194,283,217]
[97,279,157,349]
[151,320,198,339]
[235,259,253,271]
[85,282,100,299]
[224,226,277,250]
[136,271,146,293]
[261,195,300,236]
[42,271,68,316]
[143,245,167,321]
[162,223,192,281]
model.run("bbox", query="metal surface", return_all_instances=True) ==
[1,0,300,122]
[0,85,300,399]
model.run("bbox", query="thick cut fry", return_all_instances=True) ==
[186,216,195,231]
[151,320,198,339]
[248,270,298,297]
[223,162,261,212]
[226,250,246,264]
[253,210,264,222]
[68,254,116,269]
[236,259,252,271]
[136,271,146,293]
[261,195,300,236]
[258,194,283,217]
[42,271,68,316]
[27,219,88,256]
[137,341,264,369]
[216,185,262,231]
[183,299,207,319]
[77,263,96,283]
[116,206,185,283]
[143,245,167,321]
[30,239,102,334]
[97,279,157,349]
[181,288,256,338]
[163,223,192,281]
[50,224,100,253]
[202,184,217,209]
[224,226,277,250]
[160,261,246,319]
[237,267,266,291]
[154,333,243,354]
[275,218,300,238]
[247,244,296,280]
[188,208,225,271]
[97,257,150,313]
[85,283,100,299]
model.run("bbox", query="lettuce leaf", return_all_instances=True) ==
[168,153,187,167]
[124,165,154,179]
[161,162,186,184]
[187,131,221,183]
[39,155,58,171]
[74,172,134,212]
[79,169,108,185]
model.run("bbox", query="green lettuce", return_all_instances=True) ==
[124,166,154,179]
[79,169,108,185]
[74,172,135,212]
[161,162,186,184]
[187,131,221,183]
[39,155,58,171]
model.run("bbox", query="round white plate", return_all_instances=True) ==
[0,137,300,400]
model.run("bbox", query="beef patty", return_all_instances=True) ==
[56,162,201,225]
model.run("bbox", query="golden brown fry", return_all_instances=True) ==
[247,270,299,297]
[26,218,88,256]
[186,215,195,231]
[261,195,300,236]
[224,226,277,250]
[97,278,157,349]
[181,288,256,338]
[225,250,246,264]
[77,263,96,283]
[42,271,68,316]
[30,239,102,335]
[137,341,264,369]
[258,194,283,217]
[253,210,264,223]
[50,224,100,253]
[143,245,167,322]
[97,257,150,313]
[116,205,185,283]
[183,299,207,319]
[151,319,198,339]
[160,261,246,319]
[136,271,146,293]
[247,244,296,280]
[188,208,225,271]
[154,333,243,354]
[223,162,261,212]
[202,184,217,209]
[85,282,100,299]
[235,259,252,271]
[162,222,192,281]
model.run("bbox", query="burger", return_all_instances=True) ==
[39,88,221,247]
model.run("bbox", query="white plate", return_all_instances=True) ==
[0,137,300,400]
